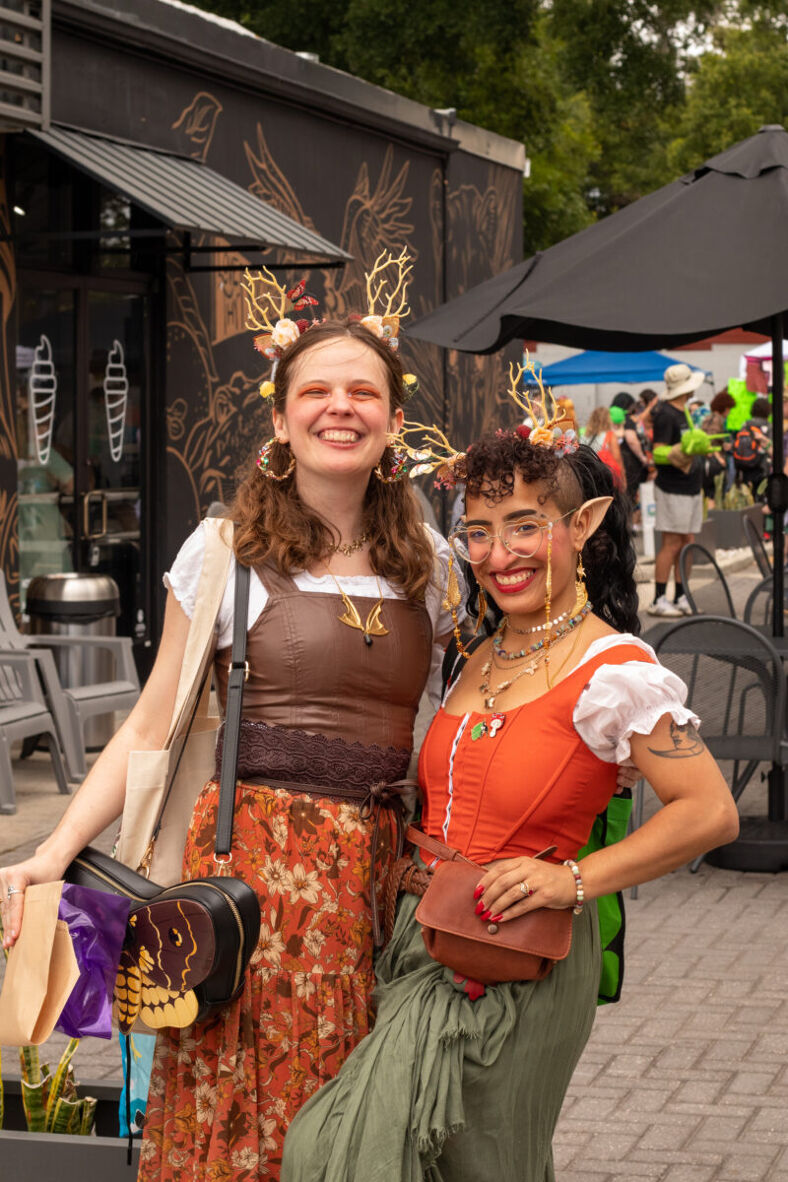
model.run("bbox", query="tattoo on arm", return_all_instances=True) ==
[647,720,706,760]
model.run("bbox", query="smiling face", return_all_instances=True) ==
[464,474,582,622]
[271,335,403,485]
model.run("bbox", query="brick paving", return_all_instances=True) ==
[2,553,787,1180]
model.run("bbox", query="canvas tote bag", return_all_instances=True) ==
[114,517,234,886]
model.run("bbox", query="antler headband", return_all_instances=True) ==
[383,356,579,488]
[242,248,419,402]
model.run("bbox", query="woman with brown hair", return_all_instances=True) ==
[0,301,457,1178]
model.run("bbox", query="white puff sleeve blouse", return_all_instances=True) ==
[573,634,700,763]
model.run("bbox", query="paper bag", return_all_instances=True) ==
[0,881,79,1046]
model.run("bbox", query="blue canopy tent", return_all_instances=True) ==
[533,350,710,387]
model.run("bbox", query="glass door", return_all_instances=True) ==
[16,279,151,666]
[16,287,77,596]
[81,291,146,644]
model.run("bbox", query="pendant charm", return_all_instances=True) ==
[471,721,488,741]
[488,713,505,737]
[484,696,495,710]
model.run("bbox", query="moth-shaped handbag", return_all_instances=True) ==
[65,562,260,1032]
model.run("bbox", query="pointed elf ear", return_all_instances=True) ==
[574,496,613,543]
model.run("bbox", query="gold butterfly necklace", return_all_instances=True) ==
[323,564,388,647]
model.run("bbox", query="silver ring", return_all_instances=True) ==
[6,885,20,899]
[519,881,531,897]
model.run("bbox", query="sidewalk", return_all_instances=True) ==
[1,555,787,1179]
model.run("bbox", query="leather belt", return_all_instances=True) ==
[236,774,419,948]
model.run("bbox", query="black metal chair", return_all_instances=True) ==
[679,543,737,617]
[743,576,774,628]
[742,510,772,579]
[654,616,787,871]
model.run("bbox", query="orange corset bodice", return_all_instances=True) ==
[418,645,654,864]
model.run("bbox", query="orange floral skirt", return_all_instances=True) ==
[137,778,395,1182]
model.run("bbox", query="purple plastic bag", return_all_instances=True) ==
[55,882,131,1039]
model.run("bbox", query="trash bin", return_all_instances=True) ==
[26,572,121,749]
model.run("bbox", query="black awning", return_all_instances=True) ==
[29,125,351,266]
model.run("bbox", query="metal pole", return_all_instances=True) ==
[771,312,785,638]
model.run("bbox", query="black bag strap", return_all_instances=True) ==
[214,561,250,858]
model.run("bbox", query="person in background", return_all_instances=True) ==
[704,391,736,499]
[584,405,624,488]
[733,395,772,498]
[648,364,705,618]
[688,399,709,428]
[611,392,650,520]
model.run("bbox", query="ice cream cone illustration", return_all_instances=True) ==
[104,339,129,462]
[28,334,57,466]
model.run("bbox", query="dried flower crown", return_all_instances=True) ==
[386,356,579,487]
[242,248,419,402]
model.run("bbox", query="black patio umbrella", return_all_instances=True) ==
[412,124,788,633]
[412,125,788,867]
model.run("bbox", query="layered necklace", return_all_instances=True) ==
[479,602,592,710]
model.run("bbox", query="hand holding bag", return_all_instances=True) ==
[406,827,573,985]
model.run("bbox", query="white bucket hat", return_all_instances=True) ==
[660,363,705,401]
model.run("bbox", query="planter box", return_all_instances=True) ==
[708,507,748,550]
[1,1079,139,1179]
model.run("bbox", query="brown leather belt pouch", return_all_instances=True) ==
[407,827,573,985]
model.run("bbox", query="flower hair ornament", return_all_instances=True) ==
[242,268,320,399]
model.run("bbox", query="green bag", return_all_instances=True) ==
[578,790,633,1005]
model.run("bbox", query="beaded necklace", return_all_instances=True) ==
[479,621,577,710]
[492,602,592,662]
[504,605,574,634]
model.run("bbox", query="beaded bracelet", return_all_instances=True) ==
[563,859,585,915]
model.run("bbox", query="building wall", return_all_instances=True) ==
[0,140,18,615]
[51,31,523,571]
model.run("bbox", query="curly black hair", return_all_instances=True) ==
[462,433,640,636]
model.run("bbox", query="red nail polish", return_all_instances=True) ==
[491,914,504,923]
[473,885,484,900]
[481,908,492,921]
[475,900,485,915]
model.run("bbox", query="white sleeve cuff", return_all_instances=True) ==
[573,659,701,764]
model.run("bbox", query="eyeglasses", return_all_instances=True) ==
[450,508,576,566]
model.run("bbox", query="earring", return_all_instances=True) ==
[574,555,589,613]
[374,444,409,483]
[257,438,296,481]
[443,549,471,659]
[474,586,488,637]
[544,523,553,660]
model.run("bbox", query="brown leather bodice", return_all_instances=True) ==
[214,563,433,752]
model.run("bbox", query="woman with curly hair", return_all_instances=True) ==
[283,428,738,1181]
[0,317,458,1180]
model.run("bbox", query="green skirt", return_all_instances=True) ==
[282,892,600,1182]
